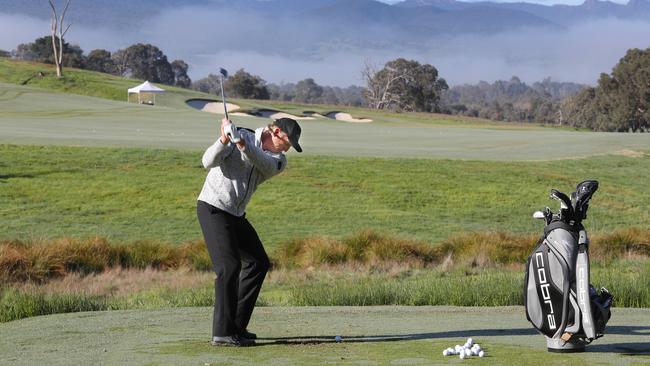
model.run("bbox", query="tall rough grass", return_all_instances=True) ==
[2,228,649,284]
[0,238,210,283]
[273,228,650,269]
[2,261,647,323]
[287,264,650,308]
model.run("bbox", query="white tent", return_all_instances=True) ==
[127,81,166,105]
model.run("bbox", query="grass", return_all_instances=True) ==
[1,228,648,322]
[2,306,649,365]
[3,228,648,284]
[2,259,648,323]
[2,144,650,247]
[286,262,650,308]
[0,58,212,110]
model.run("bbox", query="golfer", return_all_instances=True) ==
[197,116,302,347]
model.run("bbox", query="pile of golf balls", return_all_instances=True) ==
[441,338,486,359]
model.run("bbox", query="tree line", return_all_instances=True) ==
[561,47,650,132]
[6,34,649,132]
[12,36,191,88]
[440,77,585,124]
[193,72,365,107]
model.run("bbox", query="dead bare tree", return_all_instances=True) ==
[49,0,71,78]
[361,59,405,110]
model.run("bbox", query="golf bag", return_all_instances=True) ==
[524,180,613,352]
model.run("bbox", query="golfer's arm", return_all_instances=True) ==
[201,140,232,169]
[239,144,286,178]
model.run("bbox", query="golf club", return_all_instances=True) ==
[219,67,241,143]
[219,68,229,120]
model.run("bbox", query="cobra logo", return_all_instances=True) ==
[535,252,557,330]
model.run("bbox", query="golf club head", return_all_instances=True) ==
[219,68,229,79]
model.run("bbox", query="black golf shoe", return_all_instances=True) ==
[211,334,255,347]
[240,329,257,339]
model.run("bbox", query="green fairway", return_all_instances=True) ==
[2,82,650,160]
[1,144,650,246]
[0,306,647,365]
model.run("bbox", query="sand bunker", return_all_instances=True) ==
[186,100,371,123]
[255,110,314,120]
[186,99,240,114]
[326,112,372,123]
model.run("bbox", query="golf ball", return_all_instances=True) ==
[460,352,466,359]
[479,350,485,358]
[334,335,342,342]
[465,349,472,357]
[443,349,449,356]
[467,338,473,346]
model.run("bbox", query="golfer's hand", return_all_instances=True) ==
[219,117,231,144]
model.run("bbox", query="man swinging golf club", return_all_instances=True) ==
[196,72,303,346]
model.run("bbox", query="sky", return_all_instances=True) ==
[1,1,648,88]
[379,0,629,4]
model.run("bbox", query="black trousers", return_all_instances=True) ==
[196,200,270,337]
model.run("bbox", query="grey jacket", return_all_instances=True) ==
[197,127,287,217]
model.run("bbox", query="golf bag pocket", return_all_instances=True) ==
[525,239,570,338]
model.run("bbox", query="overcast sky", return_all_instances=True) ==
[1,1,648,87]
[379,0,628,4]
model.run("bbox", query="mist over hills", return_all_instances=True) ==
[1,0,650,86]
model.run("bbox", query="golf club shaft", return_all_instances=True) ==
[219,75,229,120]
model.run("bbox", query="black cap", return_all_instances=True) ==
[274,117,303,152]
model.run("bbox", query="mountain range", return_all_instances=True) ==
[2,0,650,86]
[2,0,650,37]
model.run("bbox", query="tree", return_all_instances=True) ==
[171,60,191,88]
[563,47,650,132]
[317,86,340,105]
[86,49,115,74]
[266,82,364,106]
[0,49,10,58]
[112,44,174,85]
[224,69,269,99]
[294,78,323,103]
[13,36,83,68]
[192,74,221,95]
[363,58,448,112]
[267,83,296,101]
[12,43,38,61]
[48,0,72,77]
[111,49,129,76]
[362,59,403,110]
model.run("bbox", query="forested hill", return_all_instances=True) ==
[441,77,586,123]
